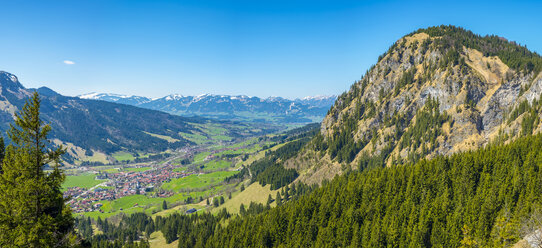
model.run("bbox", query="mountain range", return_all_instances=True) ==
[0,71,275,164]
[77,92,336,124]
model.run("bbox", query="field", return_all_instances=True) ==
[81,150,109,164]
[179,132,209,144]
[238,142,286,167]
[149,231,178,248]
[143,131,180,143]
[202,160,231,171]
[112,151,136,161]
[161,171,238,191]
[63,174,105,189]
[213,182,278,214]
[179,123,235,144]
[125,166,152,172]
[83,184,230,219]
[193,152,211,163]
[152,203,205,218]
[102,168,119,173]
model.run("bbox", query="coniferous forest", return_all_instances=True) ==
[76,131,542,248]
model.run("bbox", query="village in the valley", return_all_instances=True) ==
[64,163,193,213]
[62,144,246,214]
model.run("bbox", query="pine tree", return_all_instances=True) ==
[284,185,290,200]
[0,136,4,172]
[162,200,168,210]
[239,204,246,216]
[0,92,73,247]
[276,192,282,206]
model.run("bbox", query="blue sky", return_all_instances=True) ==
[0,0,540,99]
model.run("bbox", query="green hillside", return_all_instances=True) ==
[206,133,542,247]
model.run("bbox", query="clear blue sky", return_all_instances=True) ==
[0,0,540,99]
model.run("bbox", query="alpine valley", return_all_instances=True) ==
[4,24,542,248]
[0,71,278,164]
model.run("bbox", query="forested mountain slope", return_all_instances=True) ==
[205,133,542,248]
[288,25,542,184]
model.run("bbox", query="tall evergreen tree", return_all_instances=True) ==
[275,192,282,206]
[0,136,4,173]
[0,92,73,247]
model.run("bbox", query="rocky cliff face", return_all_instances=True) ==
[288,25,542,184]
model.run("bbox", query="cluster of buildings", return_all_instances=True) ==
[64,164,193,213]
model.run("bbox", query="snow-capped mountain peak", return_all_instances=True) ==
[76,92,337,123]
[77,92,152,105]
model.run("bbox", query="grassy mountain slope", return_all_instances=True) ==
[289,25,542,184]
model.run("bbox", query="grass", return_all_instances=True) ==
[213,182,278,214]
[102,168,119,173]
[179,131,209,145]
[149,231,178,248]
[143,131,180,143]
[172,166,189,172]
[112,151,135,161]
[180,123,238,144]
[237,142,286,167]
[104,194,158,211]
[161,171,238,192]
[202,160,231,172]
[211,135,232,141]
[215,144,263,157]
[63,173,106,189]
[83,195,165,218]
[152,203,204,218]
[125,166,152,172]
[227,138,259,149]
[193,152,211,163]
[82,150,109,163]
[83,183,229,219]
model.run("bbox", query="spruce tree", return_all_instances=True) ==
[0,136,4,173]
[0,92,73,247]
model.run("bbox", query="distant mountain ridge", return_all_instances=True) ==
[77,92,336,124]
[0,71,273,164]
